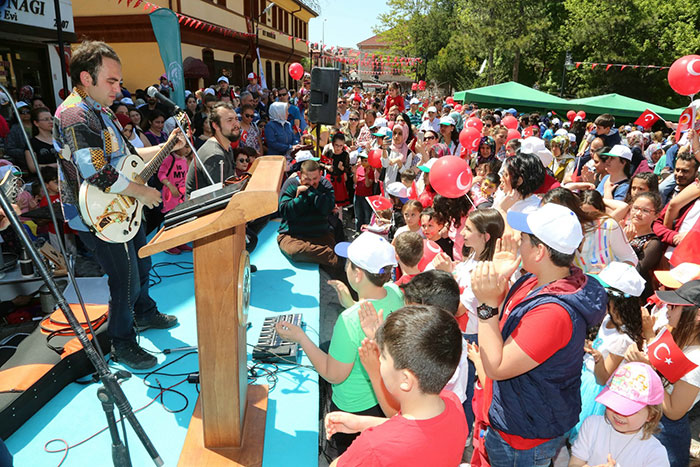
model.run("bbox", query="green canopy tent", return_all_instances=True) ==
[453,81,570,114]
[567,94,682,122]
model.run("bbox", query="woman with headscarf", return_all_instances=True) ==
[549,135,576,182]
[265,102,299,157]
[380,120,419,187]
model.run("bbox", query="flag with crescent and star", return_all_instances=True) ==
[417,239,443,272]
[366,195,393,214]
[634,109,661,130]
[670,216,700,266]
[648,328,698,383]
[676,106,695,142]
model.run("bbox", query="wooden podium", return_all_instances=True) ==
[139,156,285,466]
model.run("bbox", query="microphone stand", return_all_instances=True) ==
[0,187,163,466]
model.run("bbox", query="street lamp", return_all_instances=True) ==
[321,18,327,67]
[560,51,575,97]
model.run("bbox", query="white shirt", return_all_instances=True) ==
[394,225,425,238]
[454,256,479,335]
[444,339,470,403]
[572,415,669,467]
[340,109,351,121]
[583,315,633,372]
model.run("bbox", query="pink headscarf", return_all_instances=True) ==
[390,120,409,162]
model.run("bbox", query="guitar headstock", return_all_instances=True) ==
[175,110,192,139]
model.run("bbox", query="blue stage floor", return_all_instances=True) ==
[6,221,320,466]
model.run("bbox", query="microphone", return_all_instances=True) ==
[147,86,180,112]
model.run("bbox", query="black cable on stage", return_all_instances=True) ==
[148,260,193,287]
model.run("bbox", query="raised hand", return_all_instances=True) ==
[492,234,521,281]
[358,338,380,375]
[358,301,384,340]
[471,261,509,308]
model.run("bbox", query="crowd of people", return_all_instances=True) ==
[1,39,700,467]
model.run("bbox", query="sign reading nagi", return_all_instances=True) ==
[0,0,74,33]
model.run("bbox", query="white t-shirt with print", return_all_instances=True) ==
[572,415,669,467]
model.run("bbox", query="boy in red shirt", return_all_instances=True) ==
[325,305,468,466]
[353,151,375,232]
[392,231,422,286]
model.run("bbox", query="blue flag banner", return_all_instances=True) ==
[149,8,185,109]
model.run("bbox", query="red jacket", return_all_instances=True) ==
[653,198,696,246]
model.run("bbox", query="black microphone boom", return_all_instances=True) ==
[146,86,180,112]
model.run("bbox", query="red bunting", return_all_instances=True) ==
[591,63,598,69]
[605,64,612,71]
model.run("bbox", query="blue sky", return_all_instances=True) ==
[307,1,392,49]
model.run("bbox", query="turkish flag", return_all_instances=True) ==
[634,109,661,129]
[523,126,536,138]
[366,195,392,214]
[417,239,442,271]
[648,328,698,383]
[670,216,700,266]
[409,180,419,200]
[676,106,695,142]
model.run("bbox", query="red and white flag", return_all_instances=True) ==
[523,126,536,138]
[676,106,695,142]
[409,180,419,200]
[634,109,661,129]
[648,328,698,383]
[417,239,442,271]
[670,216,700,266]
[366,195,392,214]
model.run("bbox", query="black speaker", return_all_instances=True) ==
[309,67,340,125]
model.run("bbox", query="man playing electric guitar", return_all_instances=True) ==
[53,41,185,369]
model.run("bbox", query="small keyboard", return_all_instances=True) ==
[252,313,303,364]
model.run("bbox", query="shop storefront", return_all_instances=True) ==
[0,0,77,112]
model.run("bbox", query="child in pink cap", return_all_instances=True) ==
[570,362,669,466]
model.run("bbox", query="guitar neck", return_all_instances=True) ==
[140,137,179,182]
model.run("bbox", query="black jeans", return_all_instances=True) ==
[77,224,157,344]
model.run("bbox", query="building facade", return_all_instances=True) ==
[72,0,316,93]
[356,33,414,86]
[0,0,77,111]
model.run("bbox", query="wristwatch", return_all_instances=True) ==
[477,303,499,320]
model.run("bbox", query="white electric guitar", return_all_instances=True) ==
[79,113,189,243]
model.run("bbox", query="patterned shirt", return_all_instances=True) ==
[53,87,135,231]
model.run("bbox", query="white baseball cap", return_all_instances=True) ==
[554,128,568,137]
[295,150,319,163]
[247,72,256,80]
[600,144,633,161]
[334,232,398,274]
[568,133,577,143]
[507,203,583,255]
[655,263,700,289]
[410,97,420,105]
[418,158,438,172]
[594,262,646,297]
[439,116,456,126]
[385,181,408,200]
[218,76,229,84]
[426,106,437,113]
[371,117,388,129]
[203,88,216,96]
[373,127,391,138]
[16,101,29,110]
[120,97,134,106]
[520,137,553,168]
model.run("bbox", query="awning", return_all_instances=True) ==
[567,94,681,121]
[453,81,569,112]
[183,57,209,79]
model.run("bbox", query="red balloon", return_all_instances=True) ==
[446,96,455,105]
[418,80,426,91]
[454,104,463,111]
[411,82,418,91]
[368,148,383,169]
[506,129,521,142]
[566,110,576,121]
[459,127,481,150]
[501,115,518,130]
[289,62,304,80]
[429,156,473,198]
[466,117,483,132]
[576,110,586,120]
[668,55,700,96]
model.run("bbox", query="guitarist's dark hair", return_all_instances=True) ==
[70,40,120,85]
[209,102,236,134]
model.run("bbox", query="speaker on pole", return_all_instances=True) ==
[309,67,340,125]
